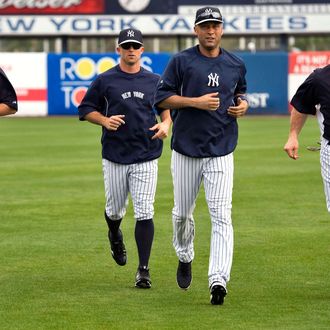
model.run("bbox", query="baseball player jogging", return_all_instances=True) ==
[78,29,171,288]
[0,67,18,116]
[284,64,330,212]
[154,7,249,305]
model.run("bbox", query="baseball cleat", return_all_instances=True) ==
[176,261,192,290]
[210,284,227,305]
[108,229,127,266]
[135,266,151,289]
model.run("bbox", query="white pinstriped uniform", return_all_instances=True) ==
[171,150,234,289]
[320,138,330,212]
[317,108,330,212]
[102,159,158,221]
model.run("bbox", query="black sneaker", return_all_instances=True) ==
[210,284,227,305]
[135,266,151,289]
[108,229,126,266]
[176,261,192,289]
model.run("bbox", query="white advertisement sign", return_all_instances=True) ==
[0,13,329,35]
[0,53,47,116]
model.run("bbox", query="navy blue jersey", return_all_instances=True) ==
[78,65,162,164]
[154,46,247,158]
[0,68,18,111]
[291,65,330,143]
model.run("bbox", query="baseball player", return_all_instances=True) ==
[284,64,330,212]
[78,29,171,288]
[154,7,249,305]
[0,68,18,116]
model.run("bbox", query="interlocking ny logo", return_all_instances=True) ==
[127,30,135,37]
[208,73,219,87]
[204,8,213,15]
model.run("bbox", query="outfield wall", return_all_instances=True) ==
[0,51,329,116]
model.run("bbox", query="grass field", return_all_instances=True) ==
[0,116,329,329]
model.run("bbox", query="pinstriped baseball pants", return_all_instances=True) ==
[102,159,158,221]
[320,138,330,212]
[171,150,234,289]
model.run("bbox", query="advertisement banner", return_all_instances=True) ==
[288,51,330,107]
[1,13,329,35]
[2,51,326,116]
[240,52,288,114]
[47,52,289,116]
[0,53,47,116]
[47,53,171,115]
[0,0,105,14]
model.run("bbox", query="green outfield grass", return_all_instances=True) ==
[0,116,329,329]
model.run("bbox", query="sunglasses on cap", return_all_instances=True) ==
[120,43,142,50]
[198,11,221,19]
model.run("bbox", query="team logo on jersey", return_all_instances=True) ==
[121,91,144,100]
[208,73,219,87]
[127,30,135,37]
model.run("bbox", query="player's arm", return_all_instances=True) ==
[78,78,125,131]
[0,103,17,117]
[227,94,249,118]
[284,107,308,160]
[157,93,220,111]
[150,109,172,140]
[0,73,18,116]
[155,56,219,111]
[84,111,125,131]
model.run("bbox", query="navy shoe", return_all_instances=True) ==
[176,261,192,289]
[210,284,227,305]
[108,229,127,266]
[135,266,151,289]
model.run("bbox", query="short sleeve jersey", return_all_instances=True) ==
[78,65,162,164]
[154,46,247,158]
[291,65,330,142]
[0,68,18,111]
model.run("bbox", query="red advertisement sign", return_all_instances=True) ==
[289,51,330,74]
[0,0,105,14]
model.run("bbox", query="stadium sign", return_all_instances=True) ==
[247,93,270,109]
[288,51,330,108]
[0,52,47,116]
[0,0,104,14]
[0,13,329,35]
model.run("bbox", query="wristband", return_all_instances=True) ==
[234,95,249,105]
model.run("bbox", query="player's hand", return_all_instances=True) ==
[227,98,249,118]
[149,120,171,140]
[195,92,220,111]
[284,136,299,160]
[103,115,125,131]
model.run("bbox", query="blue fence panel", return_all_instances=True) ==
[238,52,288,114]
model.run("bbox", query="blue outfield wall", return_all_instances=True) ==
[47,52,288,116]
[239,52,288,114]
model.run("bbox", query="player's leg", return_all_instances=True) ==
[203,153,234,304]
[129,159,158,288]
[102,159,129,265]
[171,150,202,289]
[320,139,330,212]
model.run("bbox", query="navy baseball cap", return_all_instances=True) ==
[195,7,223,26]
[118,29,143,46]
